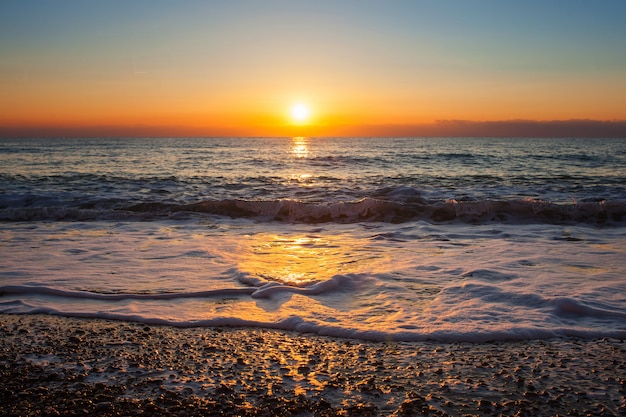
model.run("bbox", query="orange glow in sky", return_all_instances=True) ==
[1,1,625,137]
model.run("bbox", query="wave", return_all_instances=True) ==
[551,297,626,319]
[0,275,364,301]
[3,306,625,343]
[131,196,626,225]
[1,196,624,225]
[0,285,256,300]
[2,281,625,343]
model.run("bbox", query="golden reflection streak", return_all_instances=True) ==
[291,136,309,159]
[234,233,387,286]
[289,136,314,186]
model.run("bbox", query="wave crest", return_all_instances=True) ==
[171,197,626,225]
[2,192,624,225]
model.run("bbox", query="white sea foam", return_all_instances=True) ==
[1,220,624,342]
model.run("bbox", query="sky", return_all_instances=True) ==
[1,0,625,137]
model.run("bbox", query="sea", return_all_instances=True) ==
[1,137,625,342]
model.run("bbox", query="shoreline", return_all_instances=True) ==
[1,314,624,416]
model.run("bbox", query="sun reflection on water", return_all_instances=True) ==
[291,137,309,159]
[234,232,386,287]
[221,139,387,287]
[288,137,315,187]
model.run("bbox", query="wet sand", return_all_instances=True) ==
[1,314,624,416]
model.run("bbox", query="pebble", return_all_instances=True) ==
[95,401,112,412]
[1,314,624,417]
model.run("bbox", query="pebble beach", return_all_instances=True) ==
[1,314,624,416]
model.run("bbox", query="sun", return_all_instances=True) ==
[290,103,310,124]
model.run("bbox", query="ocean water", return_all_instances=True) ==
[1,137,625,342]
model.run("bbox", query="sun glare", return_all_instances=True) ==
[291,104,310,124]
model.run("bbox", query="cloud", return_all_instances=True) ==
[431,119,626,138]
[328,119,626,138]
[1,119,625,138]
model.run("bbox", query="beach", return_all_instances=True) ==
[1,138,625,415]
[1,314,624,416]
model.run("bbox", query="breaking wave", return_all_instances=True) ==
[2,194,623,225]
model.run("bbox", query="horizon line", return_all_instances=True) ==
[1,119,625,139]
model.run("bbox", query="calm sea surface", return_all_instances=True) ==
[1,137,625,341]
